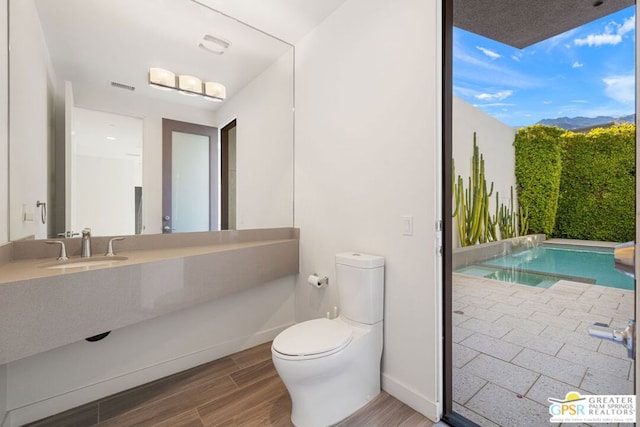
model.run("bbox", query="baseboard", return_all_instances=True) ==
[382,372,441,422]
[7,324,291,427]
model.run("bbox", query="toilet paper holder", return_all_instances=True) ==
[308,273,329,288]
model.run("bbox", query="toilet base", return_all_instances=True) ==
[272,320,382,427]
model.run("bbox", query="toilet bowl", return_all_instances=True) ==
[272,252,384,427]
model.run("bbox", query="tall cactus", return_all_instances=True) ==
[497,186,517,239]
[453,133,494,246]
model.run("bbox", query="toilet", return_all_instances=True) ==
[271,252,384,427]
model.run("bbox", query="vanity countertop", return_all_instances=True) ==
[0,238,293,284]
[0,228,299,364]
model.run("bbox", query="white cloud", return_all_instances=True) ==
[476,46,501,59]
[472,102,516,108]
[475,90,513,101]
[574,16,636,47]
[571,100,589,104]
[572,61,584,68]
[575,33,621,47]
[603,74,635,104]
[511,55,520,62]
[618,16,636,36]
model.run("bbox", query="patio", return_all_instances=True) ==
[453,273,635,427]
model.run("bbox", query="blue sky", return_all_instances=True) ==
[454,6,636,127]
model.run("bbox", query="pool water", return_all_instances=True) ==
[456,246,635,290]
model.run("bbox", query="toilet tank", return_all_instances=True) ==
[335,252,385,324]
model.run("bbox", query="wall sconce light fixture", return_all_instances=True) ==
[149,67,226,102]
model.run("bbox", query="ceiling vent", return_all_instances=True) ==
[110,81,136,91]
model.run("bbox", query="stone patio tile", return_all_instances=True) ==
[542,290,581,303]
[484,292,526,306]
[550,281,590,293]
[589,304,633,320]
[511,291,551,303]
[452,312,471,326]
[530,311,581,331]
[526,375,590,408]
[557,344,631,379]
[580,368,634,395]
[452,325,475,343]
[561,309,612,326]
[453,367,487,405]
[455,294,495,309]
[460,333,523,362]
[519,300,564,316]
[454,342,480,368]
[493,314,546,335]
[512,348,586,387]
[539,327,600,352]
[465,382,549,427]
[597,338,632,360]
[453,326,475,343]
[502,328,563,356]
[459,305,504,322]
[452,299,469,311]
[462,354,539,394]
[579,295,618,310]
[454,285,495,299]
[488,302,534,318]
[453,402,499,427]
[457,318,512,339]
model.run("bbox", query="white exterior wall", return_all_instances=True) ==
[295,0,442,420]
[452,96,517,248]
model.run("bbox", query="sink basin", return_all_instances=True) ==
[40,256,128,269]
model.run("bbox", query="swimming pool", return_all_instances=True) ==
[455,245,635,290]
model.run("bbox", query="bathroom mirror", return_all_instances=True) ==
[8,0,294,240]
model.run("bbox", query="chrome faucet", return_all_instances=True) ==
[81,228,92,258]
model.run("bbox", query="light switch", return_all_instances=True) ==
[402,215,413,236]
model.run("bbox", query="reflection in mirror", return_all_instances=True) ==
[8,0,294,240]
[70,107,143,237]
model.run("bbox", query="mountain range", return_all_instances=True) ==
[536,114,636,130]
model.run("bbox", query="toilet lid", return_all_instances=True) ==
[272,318,353,357]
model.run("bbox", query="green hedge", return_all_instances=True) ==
[514,125,564,235]
[554,124,635,242]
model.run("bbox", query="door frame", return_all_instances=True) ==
[220,119,236,230]
[441,0,638,424]
[162,118,218,233]
[441,0,458,424]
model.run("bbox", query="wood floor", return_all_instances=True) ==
[26,342,435,427]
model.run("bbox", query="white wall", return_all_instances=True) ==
[452,96,517,247]
[8,0,54,240]
[4,276,295,426]
[214,51,294,230]
[0,0,8,423]
[295,0,442,420]
[0,0,8,246]
[75,156,137,236]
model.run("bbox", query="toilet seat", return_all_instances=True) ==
[272,318,353,360]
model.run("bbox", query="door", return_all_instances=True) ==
[443,1,637,426]
[162,119,218,233]
[220,119,236,230]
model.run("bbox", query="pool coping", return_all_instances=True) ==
[453,234,546,270]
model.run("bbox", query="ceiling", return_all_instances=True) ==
[454,0,635,49]
[32,0,348,112]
